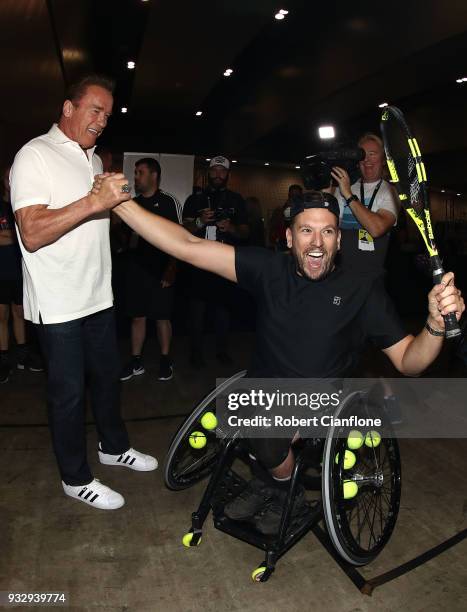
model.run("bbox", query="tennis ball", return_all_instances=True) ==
[200,411,218,431]
[335,450,357,470]
[343,480,358,500]
[182,532,201,547]
[182,533,193,547]
[365,430,382,448]
[347,430,364,450]
[188,431,207,449]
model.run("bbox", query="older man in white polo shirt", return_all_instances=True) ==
[10,74,157,510]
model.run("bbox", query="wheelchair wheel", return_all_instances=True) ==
[164,370,246,490]
[322,390,401,566]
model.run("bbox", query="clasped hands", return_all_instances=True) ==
[90,172,131,211]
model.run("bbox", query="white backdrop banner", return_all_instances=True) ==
[123,152,194,212]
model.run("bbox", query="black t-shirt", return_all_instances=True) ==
[235,247,407,378]
[130,190,180,276]
[0,199,22,281]
[183,188,248,246]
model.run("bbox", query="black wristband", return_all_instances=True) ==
[345,194,359,207]
[425,322,444,337]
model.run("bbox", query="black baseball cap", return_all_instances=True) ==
[289,190,340,221]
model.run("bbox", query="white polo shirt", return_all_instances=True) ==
[10,124,113,324]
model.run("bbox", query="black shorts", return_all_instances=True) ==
[247,436,293,470]
[122,257,174,319]
[0,278,23,306]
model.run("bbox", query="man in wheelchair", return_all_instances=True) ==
[111,184,463,533]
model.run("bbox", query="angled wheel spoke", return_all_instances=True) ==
[174,446,219,478]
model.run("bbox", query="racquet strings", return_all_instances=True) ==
[384,113,424,216]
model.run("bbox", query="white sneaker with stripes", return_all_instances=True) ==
[98,445,158,471]
[62,478,125,510]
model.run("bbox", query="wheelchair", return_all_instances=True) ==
[164,371,401,582]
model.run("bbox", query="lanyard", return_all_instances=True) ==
[360,179,382,212]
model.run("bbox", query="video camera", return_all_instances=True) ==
[214,206,236,223]
[301,147,365,191]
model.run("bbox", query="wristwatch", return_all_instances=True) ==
[345,194,359,207]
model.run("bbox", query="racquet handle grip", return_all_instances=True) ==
[442,312,461,339]
[431,256,461,339]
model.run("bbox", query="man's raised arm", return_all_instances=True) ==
[115,199,237,282]
[383,272,464,376]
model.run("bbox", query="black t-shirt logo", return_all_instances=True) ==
[333,296,341,306]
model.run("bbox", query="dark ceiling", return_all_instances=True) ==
[1,0,467,192]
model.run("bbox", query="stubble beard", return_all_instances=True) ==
[293,246,337,281]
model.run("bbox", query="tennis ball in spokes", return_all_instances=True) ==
[335,450,357,470]
[343,480,358,499]
[347,430,364,450]
[200,411,218,430]
[365,430,382,448]
[189,431,207,449]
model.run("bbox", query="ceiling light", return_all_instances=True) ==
[195,111,203,116]
[378,102,389,108]
[232,160,237,163]
[295,165,301,169]
[319,125,335,139]
[441,189,445,193]
[456,77,467,83]
[205,158,211,162]
[457,193,462,196]
[127,61,135,69]
[264,162,270,166]
[279,9,289,15]
[275,13,285,20]
[224,68,233,77]
[121,107,128,113]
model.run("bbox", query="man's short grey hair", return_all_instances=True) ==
[358,133,384,150]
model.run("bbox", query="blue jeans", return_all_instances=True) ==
[36,308,129,485]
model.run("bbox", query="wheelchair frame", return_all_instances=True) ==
[164,371,401,582]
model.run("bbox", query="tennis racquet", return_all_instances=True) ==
[380,105,461,339]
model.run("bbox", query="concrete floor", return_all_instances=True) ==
[1,332,466,612]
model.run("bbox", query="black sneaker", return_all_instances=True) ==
[224,478,275,521]
[0,353,11,384]
[120,357,145,382]
[253,485,308,535]
[17,350,45,372]
[216,351,233,366]
[157,357,173,381]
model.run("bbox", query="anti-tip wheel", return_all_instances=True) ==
[182,532,202,547]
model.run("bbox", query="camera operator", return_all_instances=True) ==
[183,156,249,367]
[329,133,399,279]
